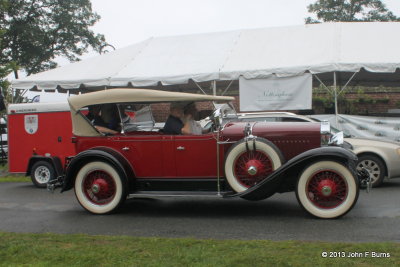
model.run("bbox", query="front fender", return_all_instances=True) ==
[225,146,358,200]
[62,147,135,192]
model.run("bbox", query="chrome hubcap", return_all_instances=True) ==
[247,166,258,176]
[92,184,100,194]
[321,186,332,196]
[34,167,51,183]
[357,160,380,182]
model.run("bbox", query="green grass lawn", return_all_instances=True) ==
[0,164,30,183]
[0,232,398,267]
[0,176,30,182]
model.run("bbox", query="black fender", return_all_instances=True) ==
[61,147,135,192]
[26,156,63,177]
[225,146,358,201]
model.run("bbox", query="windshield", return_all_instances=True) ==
[118,104,155,132]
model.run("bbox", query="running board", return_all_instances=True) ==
[127,191,233,199]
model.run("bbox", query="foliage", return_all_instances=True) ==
[0,0,106,77]
[0,0,106,104]
[0,232,399,267]
[306,0,400,23]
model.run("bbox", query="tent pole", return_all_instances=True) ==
[221,80,234,96]
[338,72,357,96]
[314,75,334,96]
[333,72,339,129]
[334,72,338,115]
[194,81,208,95]
[212,80,217,96]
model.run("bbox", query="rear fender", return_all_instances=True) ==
[226,146,358,200]
[62,147,135,192]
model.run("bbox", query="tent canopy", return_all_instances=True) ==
[11,22,400,91]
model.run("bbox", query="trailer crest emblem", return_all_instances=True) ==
[24,115,38,134]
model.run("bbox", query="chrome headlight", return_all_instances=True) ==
[320,121,331,146]
[320,120,330,133]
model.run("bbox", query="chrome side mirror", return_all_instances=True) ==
[329,131,344,146]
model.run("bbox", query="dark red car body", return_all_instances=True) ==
[54,89,368,218]
[72,122,320,180]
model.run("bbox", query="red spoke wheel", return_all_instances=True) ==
[234,151,273,188]
[75,161,126,214]
[296,161,359,219]
[225,138,284,193]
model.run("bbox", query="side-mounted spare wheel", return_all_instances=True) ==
[224,137,284,193]
[74,161,127,214]
[31,161,55,188]
[296,160,359,219]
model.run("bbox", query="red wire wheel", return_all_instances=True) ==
[233,150,274,188]
[75,161,126,214]
[296,161,359,219]
[82,170,116,205]
[306,170,348,209]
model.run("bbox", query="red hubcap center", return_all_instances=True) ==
[234,151,273,188]
[92,178,109,195]
[317,179,337,197]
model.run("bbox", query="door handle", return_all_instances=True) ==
[177,146,185,151]
[122,147,130,151]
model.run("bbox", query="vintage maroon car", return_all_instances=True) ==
[50,89,369,219]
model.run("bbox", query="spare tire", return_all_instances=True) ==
[224,137,284,193]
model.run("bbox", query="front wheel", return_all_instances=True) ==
[356,155,385,187]
[74,161,126,214]
[296,161,359,219]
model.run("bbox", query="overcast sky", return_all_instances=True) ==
[90,0,400,50]
[30,0,400,101]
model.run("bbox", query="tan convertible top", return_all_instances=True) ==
[68,88,234,136]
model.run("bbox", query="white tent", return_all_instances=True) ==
[11,22,400,93]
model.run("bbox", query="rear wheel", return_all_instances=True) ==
[224,138,283,193]
[31,161,55,188]
[74,161,126,214]
[296,161,359,219]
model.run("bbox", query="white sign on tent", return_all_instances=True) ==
[239,73,312,111]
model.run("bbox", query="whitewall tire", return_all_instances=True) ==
[74,161,126,214]
[296,161,359,219]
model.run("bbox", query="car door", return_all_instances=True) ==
[173,133,218,178]
[110,133,172,178]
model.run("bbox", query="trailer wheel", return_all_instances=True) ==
[74,161,126,214]
[296,161,359,219]
[31,161,55,188]
[224,137,283,193]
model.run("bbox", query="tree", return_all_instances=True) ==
[0,0,107,79]
[306,0,400,24]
